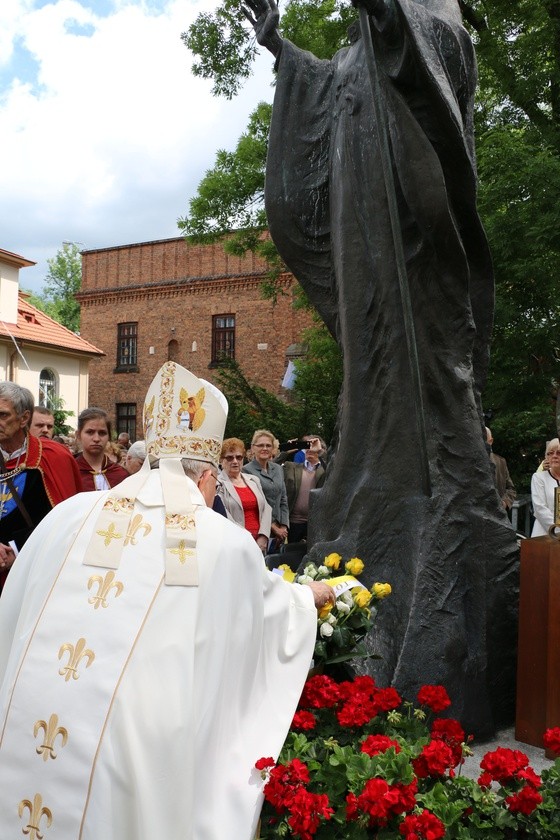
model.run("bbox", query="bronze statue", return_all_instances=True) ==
[244,0,518,735]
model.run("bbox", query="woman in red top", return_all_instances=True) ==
[74,408,128,492]
[217,438,271,553]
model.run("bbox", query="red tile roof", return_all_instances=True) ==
[0,294,104,357]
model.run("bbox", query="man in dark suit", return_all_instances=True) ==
[283,436,326,542]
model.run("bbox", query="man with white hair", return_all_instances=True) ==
[0,382,82,590]
[123,439,146,474]
[0,362,333,839]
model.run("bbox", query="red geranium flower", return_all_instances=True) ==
[292,710,317,730]
[477,771,493,789]
[299,674,340,709]
[413,739,456,778]
[399,809,446,840]
[431,717,465,764]
[517,766,541,787]
[263,758,310,810]
[417,685,451,713]
[361,734,401,756]
[480,747,529,785]
[505,784,543,816]
[286,787,333,840]
[375,686,402,711]
[255,757,275,771]
[543,727,560,755]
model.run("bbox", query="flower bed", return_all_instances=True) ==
[257,674,560,838]
[259,557,560,839]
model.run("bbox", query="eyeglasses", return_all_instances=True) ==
[223,454,243,462]
[253,443,272,449]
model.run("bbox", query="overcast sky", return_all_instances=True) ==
[0,0,275,294]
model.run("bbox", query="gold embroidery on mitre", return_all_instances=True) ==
[102,497,135,514]
[18,793,53,839]
[149,434,220,461]
[88,571,124,609]
[58,638,95,682]
[123,513,152,546]
[169,539,195,565]
[96,522,123,547]
[34,714,68,761]
[165,513,196,531]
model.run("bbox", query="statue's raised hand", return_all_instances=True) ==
[242,0,282,57]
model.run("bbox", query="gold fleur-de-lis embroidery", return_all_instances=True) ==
[18,793,52,839]
[34,714,68,761]
[96,522,123,546]
[170,540,194,565]
[58,638,95,682]
[87,571,124,609]
[124,514,152,546]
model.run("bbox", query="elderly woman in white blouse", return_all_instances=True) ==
[217,437,272,553]
[531,437,560,536]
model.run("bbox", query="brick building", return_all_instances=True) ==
[78,236,313,441]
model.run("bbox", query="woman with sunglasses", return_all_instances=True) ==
[218,437,271,553]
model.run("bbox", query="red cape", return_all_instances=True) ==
[25,435,83,506]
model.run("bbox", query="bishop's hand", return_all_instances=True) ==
[242,0,283,57]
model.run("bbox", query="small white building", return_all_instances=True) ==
[0,248,104,425]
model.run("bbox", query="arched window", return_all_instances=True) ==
[39,368,57,408]
[167,339,179,362]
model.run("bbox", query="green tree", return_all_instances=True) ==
[212,358,303,444]
[30,242,82,333]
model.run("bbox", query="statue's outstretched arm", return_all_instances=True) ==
[242,0,283,57]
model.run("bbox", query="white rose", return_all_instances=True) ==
[298,575,314,585]
[326,613,337,626]
[317,565,329,576]
[303,563,318,579]
[319,622,334,638]
[336,599,351,614]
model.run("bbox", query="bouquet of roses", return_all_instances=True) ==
[277,553,391,669]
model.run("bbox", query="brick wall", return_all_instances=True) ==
[78,236,313,438]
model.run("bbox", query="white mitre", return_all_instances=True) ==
[143,363,228,468]
[82,362,228,585]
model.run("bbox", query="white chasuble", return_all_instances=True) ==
[0,472,317,840]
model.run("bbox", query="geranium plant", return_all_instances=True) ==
[277,553,392,669]
[256,674,560,838]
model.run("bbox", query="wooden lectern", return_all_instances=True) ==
[515,533,560,760]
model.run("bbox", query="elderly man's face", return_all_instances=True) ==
[30,411,55,438]
[0,399,30,452]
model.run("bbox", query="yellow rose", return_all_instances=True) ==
[324,552,342,570]
[345,557,364,576]
[353,588,372,608]
[278,564,296,583]
[319,601,334,619]
[372,582,392,599]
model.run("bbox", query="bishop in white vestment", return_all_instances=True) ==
[0,363,327,840]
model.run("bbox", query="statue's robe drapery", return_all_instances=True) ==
[265,0,518,734]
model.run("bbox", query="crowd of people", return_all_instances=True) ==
[6,376,560,596]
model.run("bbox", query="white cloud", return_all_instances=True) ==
[0,0,275,291]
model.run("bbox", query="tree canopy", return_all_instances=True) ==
[28,242,82,333]
[183,0,560,490]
